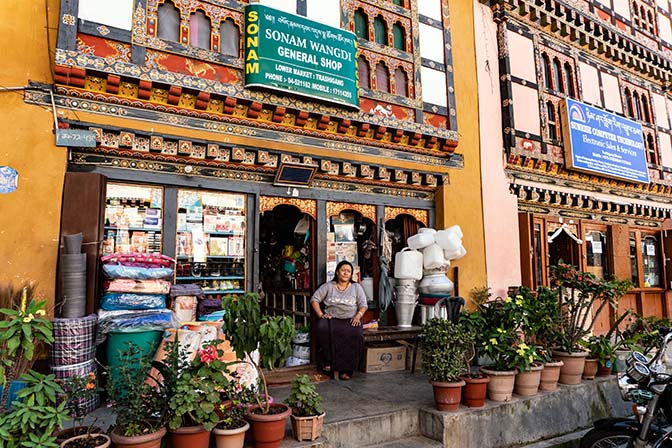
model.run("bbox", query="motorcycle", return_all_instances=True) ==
[581,329,672,448]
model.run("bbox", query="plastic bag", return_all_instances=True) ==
[102,265,173,280]
[100,292,166,311]
[293,215,310,236]
[96,309,178,344]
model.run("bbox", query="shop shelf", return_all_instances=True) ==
[202,289,245,294]
[176,255,244,259]
[104,226,161,232]
[175,276,244,280]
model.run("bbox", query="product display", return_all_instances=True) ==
[174,190,246,295]
[102,183,163,255]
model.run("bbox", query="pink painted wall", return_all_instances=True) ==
[474,2,521,299]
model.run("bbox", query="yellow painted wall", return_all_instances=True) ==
[436,0,487,303]
[0,0,67,311]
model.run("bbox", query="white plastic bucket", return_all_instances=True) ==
[394,248,423,280]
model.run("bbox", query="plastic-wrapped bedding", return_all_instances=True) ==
[101,253,175,268]
[96,309,178,344]
[100,292,166,311]
[103,279,171,294]
[102,265,173,280]
[50,314,97,367]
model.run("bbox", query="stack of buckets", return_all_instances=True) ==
[61,233,87,318]
[49,314,99,414]
[394,279,418,328]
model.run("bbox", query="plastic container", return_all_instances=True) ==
[444,245,467,261]
[435,229,462,252]
[422,244,445,270]
[361,277,375,303]
[394,248,423,280]
[395,301,417,328]
[407,232,435,250]
[419,273,454,294]
[105,328,162,397]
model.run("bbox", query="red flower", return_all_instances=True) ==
[199,345,218,365]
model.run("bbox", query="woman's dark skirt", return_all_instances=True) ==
[315,317,364,373]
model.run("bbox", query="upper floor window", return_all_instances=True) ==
[358,56,371,89]
[374,16,388,45]
[633,91,642,120]
[394,67,408,96]
[552,58,563,94]
[646,132,659,165]
[624,84,652,124]
[624,88,634,117]
[540,50,576,96]
[190,10,211,49]
[219,18,239,57]
[376,62,390,93]
[392,22,406,51]
[632,1,657,34]
[546,101,558,141]
[354,9,368,40]
[542,53,553,90]
[564,62,575,98]
[157,0,180,42]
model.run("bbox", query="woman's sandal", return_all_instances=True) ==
[339,373,352,380]
[322,364,332,373]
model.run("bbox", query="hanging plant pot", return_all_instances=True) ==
[213,422,249,448]
[429,379,465,411]
[460,374,490,408]
[60,433,111,448]
[168,425,211,448]
[110,426,166,448]
[539,359,563,391]
[480,367,517,402]
[246,403,292,448]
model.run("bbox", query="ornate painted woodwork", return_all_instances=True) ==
[326,202,377,222]
[260,197,317,219]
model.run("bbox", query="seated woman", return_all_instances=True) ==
[311,260,368,380]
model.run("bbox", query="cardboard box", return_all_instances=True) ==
[362,344,406,373]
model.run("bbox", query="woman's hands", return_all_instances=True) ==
[321,312,332,319]
[351,311,363,327]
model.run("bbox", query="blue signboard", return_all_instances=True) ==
[55,129,97,147]
[561,98,650,184]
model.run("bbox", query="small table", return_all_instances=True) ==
[363,326,423,373]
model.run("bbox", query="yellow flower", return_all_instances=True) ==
[504,296,512,303]
[515,298,523,306]
[35,309,46,316]
[497,328,505,333]
[516,348,525,356]
[489,338,498,345]
[529,355,534,363]
[518,343,529,350]
[516,295,523,300]
[23,314,34,323]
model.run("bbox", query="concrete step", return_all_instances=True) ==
[518,429,589,448]
[363,436,444,447]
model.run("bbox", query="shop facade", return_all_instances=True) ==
[10,0,487,316]
[476,0,672,328]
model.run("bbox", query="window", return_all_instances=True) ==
[354,9,368,40]
[392,0,404,5]
[553,58,563,93]
[646,133,659,165]
[219,18,239,57]
[564,62,575,98]
[376,62,390,93]
[392,22,406,51]
[547,101,557,140]
[533,222,544,289]
[373,16,387,45]
[394,67,408,96]
[189,10,211,49]
[630,232,639,286]
[641,93,651,123]
[624,88,634,117]
[585,230,609,281]
[633,91,642,120]
[358,56,370,89]
[641,235,661,288]
[542,53,553,90]
[157,0,180,42]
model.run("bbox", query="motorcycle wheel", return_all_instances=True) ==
[580,428,635,448]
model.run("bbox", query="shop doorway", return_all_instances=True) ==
[258,202,316,328]
[547,224,582,270]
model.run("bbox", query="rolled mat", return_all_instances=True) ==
[50,314,98,367]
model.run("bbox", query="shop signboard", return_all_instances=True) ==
[55,129,97,147]
[560,98,650,184]
[244,4,359,109]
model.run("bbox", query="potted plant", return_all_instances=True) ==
[477,296,526,402]
[259,315,296,370]
[549,264,632,384]
[220,293,292,448]
[457,305,489,408]
[157,340,236,448]
[55,372,102,445]
[285,374,325,441]
[212,384,254,448]
[421,318,472,411]
[106,342,168,448]
[581,335,618,378]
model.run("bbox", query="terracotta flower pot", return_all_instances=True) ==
[429,379,465,412]
[460,374,490,408]
[110,426,166,448]
[168,425,211,448]
[213,421,249,448]
[480,367,517,402]
[514,363,544,396]
[60,433,111,448]
[55,426,102,445]
[583,358,599,380]
[553,350,588,385]
[539,359,563,391]
[246,403,292,448]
